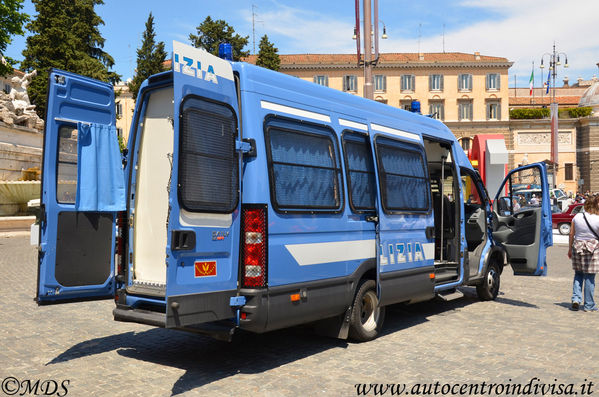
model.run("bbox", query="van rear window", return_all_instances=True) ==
[179,97,238,213]
[375,137,429,212]
[265,117,342,211]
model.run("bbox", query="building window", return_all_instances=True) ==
[313,75,329,87]
[117,128,123,138]
[458,74,472,91]
[486,73,500,90]
[374,75,386,92]
[400,100,412,111]
[460,137,472,152]
[343,75,357,92]
[458,100,473,121]
[565,163,574,181]
[429,101,444,120]
[486,101,501,120]
[401,75,415,92]
[429,74,444,91]
[3,83,10,94]
[116,102,123,117]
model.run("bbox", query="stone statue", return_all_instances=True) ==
[0,69,44,131]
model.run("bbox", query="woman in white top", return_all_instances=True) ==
[568,195,599,311]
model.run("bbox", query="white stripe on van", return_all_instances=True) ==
[261,101,331,123]
[370,123,421,142]
[285,240,436,266]
[339,118,368,131]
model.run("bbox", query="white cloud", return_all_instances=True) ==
[381,0,599,84]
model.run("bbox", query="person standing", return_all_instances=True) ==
[568,195,599,311]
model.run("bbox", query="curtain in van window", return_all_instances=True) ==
[75,123,126,212]
[268,127,340,209]
[377,141,429,211]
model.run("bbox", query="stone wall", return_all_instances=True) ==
[0,122,43,180]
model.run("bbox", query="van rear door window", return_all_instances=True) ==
[375,137,429,212]
[265,118,342,211]
[342,132,376,212]
[179,97,238,213]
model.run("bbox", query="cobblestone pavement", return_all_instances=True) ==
[1,232,597,397]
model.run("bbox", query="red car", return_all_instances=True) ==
[552,203,583,235]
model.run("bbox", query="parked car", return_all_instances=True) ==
[552,203,583,235]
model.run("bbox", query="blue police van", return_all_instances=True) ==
[35,41,552,341]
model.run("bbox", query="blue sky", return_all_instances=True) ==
[5,0,599,88]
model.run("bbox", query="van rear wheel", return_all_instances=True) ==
[476,262,500,301]
[348,280,385,342]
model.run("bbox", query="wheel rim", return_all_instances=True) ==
[486,267,498,295]
[559,224,570,235]
[360,290,380,331]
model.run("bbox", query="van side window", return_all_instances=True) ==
[342,132,376,212]
[179,97,238,213]
[56,125,78,204]
[265,117,342,211]
[375,137,429,212]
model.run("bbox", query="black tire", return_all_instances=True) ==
[476,262,500,301]
[348,279,386,342]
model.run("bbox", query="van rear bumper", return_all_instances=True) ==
[113,305,166,327]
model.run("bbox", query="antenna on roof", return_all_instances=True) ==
[418,23,422,55]
[442,24,445,53]
[251,5,263,55]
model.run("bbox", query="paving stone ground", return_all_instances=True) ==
[1,232,597,397]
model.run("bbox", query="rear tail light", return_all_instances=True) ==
[241,205,267,288]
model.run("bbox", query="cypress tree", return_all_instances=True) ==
[189,16,249,61]
[256,35,280,71]
[128,12,167,101]
[21,0,119,119]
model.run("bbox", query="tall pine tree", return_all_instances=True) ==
[128,12,167,101]
[21,0,119,118]
[189,16,249,61]
[256,35,280,71]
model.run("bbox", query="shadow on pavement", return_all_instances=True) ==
[47,289,535,395]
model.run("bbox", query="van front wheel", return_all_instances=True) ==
[476,262,500,301]
[348,280,385,342]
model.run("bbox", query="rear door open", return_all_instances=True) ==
[36,70,120,303]
[492,162,552,275]
[165,42,243,328]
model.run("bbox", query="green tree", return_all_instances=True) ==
[21,0,119,118]
[188,16,249,61]
[0,0,29,76]
[255,34,280,71]
[128,12,167,101]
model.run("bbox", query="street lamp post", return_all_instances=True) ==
[540,42,568,188]
[354,0,387,100]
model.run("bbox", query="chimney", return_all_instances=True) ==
[474,51,481,60]
[419,53,424,61]
[563,76,569,87]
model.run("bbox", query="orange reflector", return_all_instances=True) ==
[471,159,479,167]
[290,293,301,302]
[429,273,435,279]
[540,267,544,270]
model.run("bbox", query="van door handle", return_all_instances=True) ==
[172,230,196,251]
[366,215,378,223]
[425,226,435,239]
